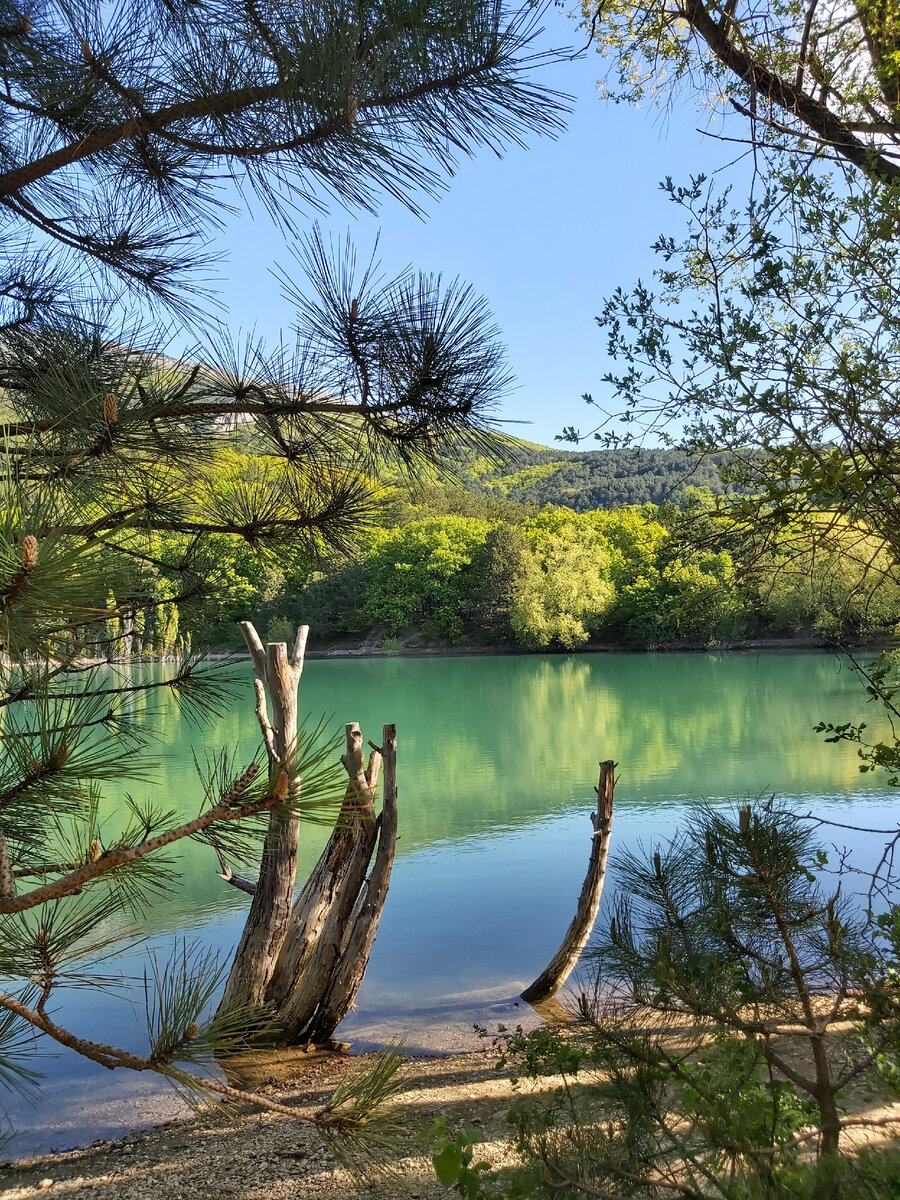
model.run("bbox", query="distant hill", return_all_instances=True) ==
[434,438,730,512]
[231,421,731,513]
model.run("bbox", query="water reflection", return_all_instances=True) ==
[87,652,890,933]
[6,651,895,1155]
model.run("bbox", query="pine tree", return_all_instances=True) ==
[0,0,564,1147]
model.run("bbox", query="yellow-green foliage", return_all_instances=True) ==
[616,551,746,648]
[363,516,493,641]
[749,513,900,637]
[511,509,617,648]
[466,455,502,480]
[258,475,900,650]
[488,461,567,496]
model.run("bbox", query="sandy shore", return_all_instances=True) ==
[0,1049,530,1200]
[3,1030,899,1200]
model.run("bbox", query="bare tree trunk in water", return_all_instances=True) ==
[265,722,379,1031]
[301,724,398,1044]
[217,625,398,1044]
[121,606,134,658]
[521,760,615,1006]
[218,623,308,1015]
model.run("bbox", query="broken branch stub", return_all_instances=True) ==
[521,759,616,1006]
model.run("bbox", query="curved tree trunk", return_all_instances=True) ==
[521,760,615,1006]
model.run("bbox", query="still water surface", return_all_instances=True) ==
[6,651,898,1154]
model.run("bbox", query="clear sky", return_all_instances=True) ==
[208,8,736,448]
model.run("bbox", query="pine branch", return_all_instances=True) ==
[10,861,81,878]
[0,42,542,197]
[0,989,319,1116]
[0,989,403,1138]
[0,763,284,915]
[0,533,37,613]
[0,739,72,812]
[0,829,12,900]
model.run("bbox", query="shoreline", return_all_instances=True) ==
[0,1048,527,1199]
[203,633,894,662]
[51,634,897,668]
[0,993,544,1164]
[4,1030,900,1198]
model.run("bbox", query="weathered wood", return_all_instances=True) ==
[121,606,135,658]
[212,842,258,896]
[239,620,267,678]
[267,723,379,1038]
[217,624,308,1014]
[215,624,398,1043]
[521,760,616,1006]
[306,724,399,1042]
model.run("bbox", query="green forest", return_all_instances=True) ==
[436,439,733,509]
[127,436,899,654]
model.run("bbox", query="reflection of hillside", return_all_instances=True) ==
[94,653,886,939]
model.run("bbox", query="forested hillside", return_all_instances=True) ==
[123,433,894,654]
[82,429,898,655]
[435,439,731,509]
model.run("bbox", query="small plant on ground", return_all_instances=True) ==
[431,1118,498,1200]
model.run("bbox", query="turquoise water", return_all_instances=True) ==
[4,651,897,1155]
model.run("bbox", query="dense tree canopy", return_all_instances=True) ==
[442,438,733,509]
[255,490,900,650]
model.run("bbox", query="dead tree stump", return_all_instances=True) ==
[216,622,398,1045]
[218,623,308,1014]
[521,760,616,1006]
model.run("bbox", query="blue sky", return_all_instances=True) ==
[211,9,736,448]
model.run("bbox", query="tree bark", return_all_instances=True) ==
[121,605,134,658]
[216,627,399,1043]
[306,723,399,1043]
[521,760,615,1006]
[218,623,308,1014]
[264,724,379,1030]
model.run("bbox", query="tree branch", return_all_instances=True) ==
[0,51,515,199]
[0,990,338,1124]
[679,0,900,183]
[0,764,285,914]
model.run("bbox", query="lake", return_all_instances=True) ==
[4,650,898,1156]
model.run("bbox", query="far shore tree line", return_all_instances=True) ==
[95,457,900,655]
[255,491,900,651]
